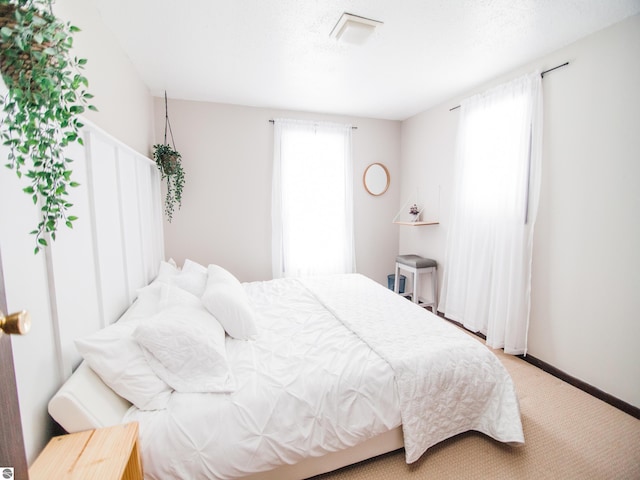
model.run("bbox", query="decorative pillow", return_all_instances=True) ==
[133,306,235,393]
[129,279,201,322]
[117,282,164,323]
[206,263,240,286]
[172,258,208,297]
[136,280,164,301]
[155,259,180,284]
[201,265,258,340]
[158,282,202,310]
[75,321,172,410]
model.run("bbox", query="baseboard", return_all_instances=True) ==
[517,354,640,420]
[436,312,640,420]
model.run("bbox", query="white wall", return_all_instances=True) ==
[398,102,457,298]
[400,15,640,408]
[1,0,155,464]
[157,99,401,286]
[53,0,155,154]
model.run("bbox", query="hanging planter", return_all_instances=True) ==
[153,92,184,222]
[0,0,96,253]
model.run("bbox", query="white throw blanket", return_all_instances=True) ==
[300,274,524,462]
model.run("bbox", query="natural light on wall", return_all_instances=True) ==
[272,119,355,278]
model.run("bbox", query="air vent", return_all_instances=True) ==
[330,12,383,45]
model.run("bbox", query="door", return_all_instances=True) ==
[0,249,29,480]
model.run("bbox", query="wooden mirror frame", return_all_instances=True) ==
[363,163,390,196]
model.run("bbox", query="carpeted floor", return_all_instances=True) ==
[312,339,640,480]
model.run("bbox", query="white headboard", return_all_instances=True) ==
[48,122,165,433]
[48,120,164,376]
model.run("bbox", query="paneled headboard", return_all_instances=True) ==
[50,120,164,374]
[1,117,163,374]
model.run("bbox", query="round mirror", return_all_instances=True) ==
[363,163,390,196]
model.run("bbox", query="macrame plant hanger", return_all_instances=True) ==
[164,90,177,151]
[155,91,184,222]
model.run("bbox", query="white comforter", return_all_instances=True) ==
[300,274,524,463]
[125,274,523,479]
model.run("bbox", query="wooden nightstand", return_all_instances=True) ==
[29,422,142,480]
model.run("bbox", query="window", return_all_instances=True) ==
[272,119,355,278]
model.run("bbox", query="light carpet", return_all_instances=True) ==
[312,339,640,479]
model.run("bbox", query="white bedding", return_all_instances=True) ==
[123,273,524,479]
[124,275,400,479]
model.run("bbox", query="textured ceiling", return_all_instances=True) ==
[91,0,640,120]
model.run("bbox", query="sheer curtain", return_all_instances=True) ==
[439,72,543,355]
[272,118,355,278]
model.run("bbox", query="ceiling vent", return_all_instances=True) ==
[330,12,383,45]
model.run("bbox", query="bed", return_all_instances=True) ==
[49,259,524,479]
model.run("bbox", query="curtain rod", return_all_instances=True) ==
[268,119,357,129]
[449,61,569,111]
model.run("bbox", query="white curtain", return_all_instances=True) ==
[439,72,543,355]
[272,118,355,278]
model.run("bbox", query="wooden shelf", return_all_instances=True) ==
[393,221,440,226]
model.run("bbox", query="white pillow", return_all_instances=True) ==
[201,265,258,340]
[134,306,235,393]
[136,280,164,300]
[172,258,208,296]
[75,321,172,410]
[118,282,164,323]
[155,259,180,284]
[158,282,202,310]
[207,263,240,286]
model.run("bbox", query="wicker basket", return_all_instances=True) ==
[159,153,180,176]
[0,2,55,91]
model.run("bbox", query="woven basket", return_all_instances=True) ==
[159,153,180,175]
[0,3,55,91]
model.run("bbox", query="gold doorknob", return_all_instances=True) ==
[0,310,31,335]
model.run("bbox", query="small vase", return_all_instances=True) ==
[410,213,419,222]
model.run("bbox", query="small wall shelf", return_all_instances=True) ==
[393,187,440,226]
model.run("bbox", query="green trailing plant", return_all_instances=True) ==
[153,142,184,221]
[0,0,96,253]
[153,91,184,222]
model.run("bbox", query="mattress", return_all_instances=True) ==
[121,273,523,479]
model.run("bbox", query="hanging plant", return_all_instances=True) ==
[153,91,184,222]
[0,0,96,253]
